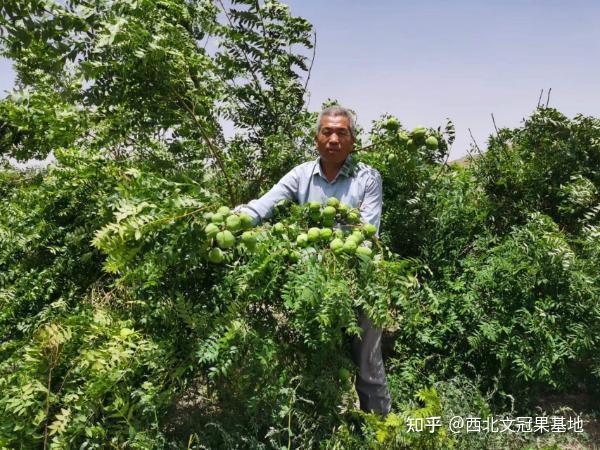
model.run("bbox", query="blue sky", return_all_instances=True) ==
[2,0,600,159]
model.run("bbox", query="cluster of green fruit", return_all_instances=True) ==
[400,126,438,151]
[386,122,440,164]
[303,196,361,227]
[278,197,378,259]
[203,206,257,263]
[202,198,380,264]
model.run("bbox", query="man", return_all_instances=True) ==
[239,105,391,416]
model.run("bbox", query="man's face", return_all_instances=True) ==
[316,115,355,165]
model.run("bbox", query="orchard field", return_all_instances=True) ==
[1,0,599,448]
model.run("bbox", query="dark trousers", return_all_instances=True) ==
[350,311,392,416]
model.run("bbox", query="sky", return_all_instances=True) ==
[2,0,600,161]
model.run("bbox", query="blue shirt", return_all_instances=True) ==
[239,155,383,232]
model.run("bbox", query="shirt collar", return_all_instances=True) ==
[315,154,357,183]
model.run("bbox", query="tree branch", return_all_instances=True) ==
[175,93,236,204]
[468,128,482,155]
[491,113,500,136]
[302,31,316,105]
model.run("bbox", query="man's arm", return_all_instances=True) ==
[238,167,300,225]
[359,169,383,235]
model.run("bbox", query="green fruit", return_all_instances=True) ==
[216,230,235,249]
[338,367,351,381]
[288,250,300,262]
[241,231,256,246]
[203,212,214,221]
[330,238,344,254]
[327,197,340,208]
[351,230,364,244]
[337,203,349,216]
[363,224,377,238]
[347,211,360,224]
[384,117,400,131]
[356,246,373,258]
[411,126,426,141]
[407,139,417,151]
[346,235,359,245]
[387,153,398,163]
[211,213,224,224]
[334,229,345,239]
[273,222,285,234]
[319,228,333,240]
[225,214,241,232]
[322,206,336,218]
[307,227,320,242]
[204,223,220,239]
[296,233,308,247]
[425,136,438,150]
[216,206,231,217]
[308,201,321,212]
[239,213,254,229]
[397,131,409,144]
[343,240,358,254]
[207,247,224,264]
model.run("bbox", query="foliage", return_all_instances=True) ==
[0,0,316,203]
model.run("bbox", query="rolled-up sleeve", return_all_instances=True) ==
[239,167,299,224]
[359,169,383,235]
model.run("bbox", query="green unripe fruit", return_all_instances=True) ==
[330,238,344,254]
[216,230,236,249]
[204,223,220,239]
[334,229,345,239]
[241,231,256,246]
[217,206,231,217]
[211,213,224,224]
[397,131,409,144]
[307,227,320,242]
[203,212,214,221]
[239,213,254,229]
[288,250,300,262]
[308,201,321,212]
[337,203,349,216]
[319,228,333,240]
[347,211,360,224]
[407,139,417,151]
[356,246,373,258]
[338,367,351,381]
[322,206,336,218]
[273,222,285,234]
[343,240,358,254]
[241,231,257,251]
[327,197,340,208]
[346,235,359,246]
[351,230,364,244]
[387,153,398,163]
[384,117,400,131]
[411,126,426,141]
[225,214,241,232]
[296,233,308,247]
[425,136,438,150]
[363,223,377,238]
[207,247,224,264]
